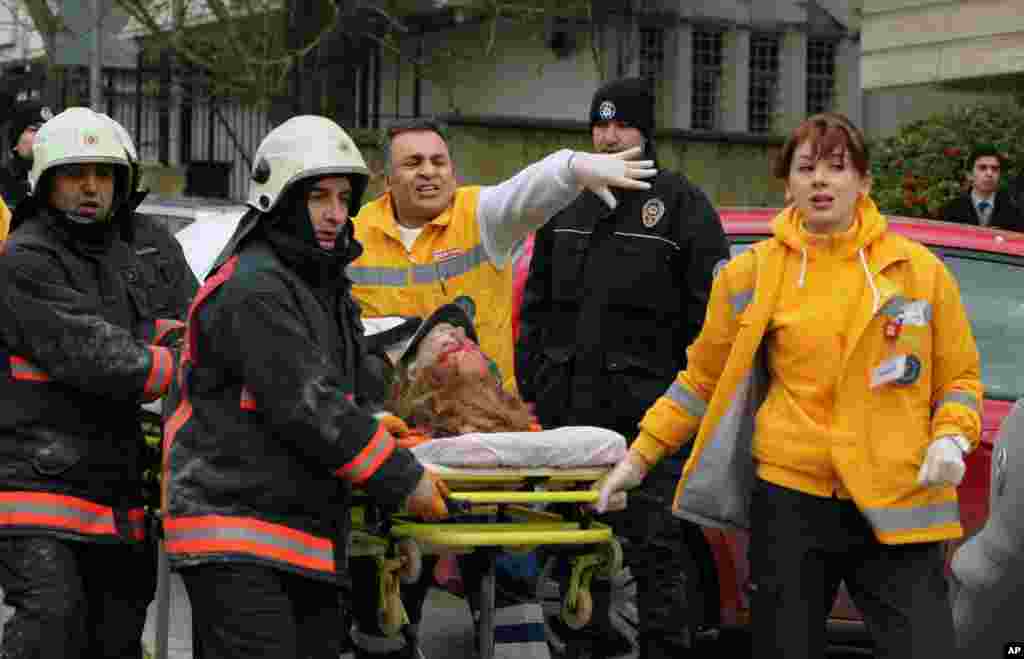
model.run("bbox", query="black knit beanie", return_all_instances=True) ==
[589,77,655,139]
[8,102,54,150]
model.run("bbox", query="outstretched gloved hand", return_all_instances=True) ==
[406,467,450,521]
[569,146,657,210]
[596,450,650,513]
[917,434,970,487]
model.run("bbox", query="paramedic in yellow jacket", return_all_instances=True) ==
[0,195,11,240]
[598,112,982,659]
[349,117,656,393]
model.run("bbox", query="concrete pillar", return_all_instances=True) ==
[721,28,750,133]
[671,24,694,131]
[834,36,862,128]
[778,29,808,133]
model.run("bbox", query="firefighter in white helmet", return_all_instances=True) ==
[0,107,182,656]
[162,115,447,658]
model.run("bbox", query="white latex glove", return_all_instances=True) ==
[569,146,657,210]
[917,435,970,487]
[596,451,650,513]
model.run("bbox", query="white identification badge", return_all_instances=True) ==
[899,300,929,326]
[871,355,907,388]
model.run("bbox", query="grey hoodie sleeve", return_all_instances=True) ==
[476,149,581,268]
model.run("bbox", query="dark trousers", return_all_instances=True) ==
[348,553,436,657]
[0,534,156,658]
[749,479,955,659]
[587,454,694,658]
[180,563,344,659]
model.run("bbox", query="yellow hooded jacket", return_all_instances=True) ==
[633,198,983,544]
[0,196,10,241]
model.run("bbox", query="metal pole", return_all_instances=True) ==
[89,0,103,110]
[154,534,171,659]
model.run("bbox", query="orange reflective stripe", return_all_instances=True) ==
[9,355,51,382]
[0,492,144,540]
[154,319,185,346]
[240,386,256,411]
[187,256,239,367]
[143,346,173,401]
[335,424,395,485]
[164,515,334,574]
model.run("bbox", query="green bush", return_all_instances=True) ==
[871,102,1024,218]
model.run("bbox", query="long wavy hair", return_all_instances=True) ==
[390,363,535,437]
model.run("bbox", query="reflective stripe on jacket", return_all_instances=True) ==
[350,188,518,392]
[634,199,983,544]
[0,492,145,541]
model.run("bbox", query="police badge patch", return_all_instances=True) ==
[641,198,665,228]
[598,100,616,121]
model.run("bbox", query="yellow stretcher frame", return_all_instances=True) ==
[356,465,625,659]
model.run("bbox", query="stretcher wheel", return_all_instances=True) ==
[598,538,624,578]
[378,592,404,637]
[561,589,593,630]
[396,538,422,584]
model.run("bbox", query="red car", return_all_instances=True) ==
[517,209,1024,649]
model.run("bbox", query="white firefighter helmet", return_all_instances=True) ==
[29,107,132,195]
[247,115,369,213]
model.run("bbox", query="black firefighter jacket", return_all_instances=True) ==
[0,208,182,544]
[163,223,423,585]
[516,169,730,438]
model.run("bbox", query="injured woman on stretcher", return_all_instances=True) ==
[367,297,628,473]
[348,297,629,659]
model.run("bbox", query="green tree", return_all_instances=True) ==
[871,102,1024,219]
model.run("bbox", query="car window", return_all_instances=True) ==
[939,252,1024,401]
[723,238,1024,401]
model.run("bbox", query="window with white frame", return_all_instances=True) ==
[748,33,781,134]
[691,29,723,131]
[638,27,665,82]
[807,38,838,115]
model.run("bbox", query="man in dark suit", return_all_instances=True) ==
[939,145,1024,231]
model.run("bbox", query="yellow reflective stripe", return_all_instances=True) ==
[730,289,753,315]
[861,501,960,534]
[346,265,408,287]
[665,382,707,418]
[933,391,980,414]
[411,244,488,284]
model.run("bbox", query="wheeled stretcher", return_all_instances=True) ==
[354,465,624,659]
[355,427,629,659]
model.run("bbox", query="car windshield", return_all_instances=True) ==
[940,251,1024,402]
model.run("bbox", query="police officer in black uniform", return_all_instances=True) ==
[0,102,54,209]
[517,77,730,658]
[0,107,184,658]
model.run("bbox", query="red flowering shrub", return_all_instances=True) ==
[871,103,1024,219]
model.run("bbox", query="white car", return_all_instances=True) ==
[138,196,247,281]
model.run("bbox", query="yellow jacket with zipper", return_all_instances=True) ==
[633,198,983,544]
[349,149,582,394]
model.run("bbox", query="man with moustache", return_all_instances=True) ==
[349,117,656,396]
[517,77,730,658]
[0,107,181,657]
